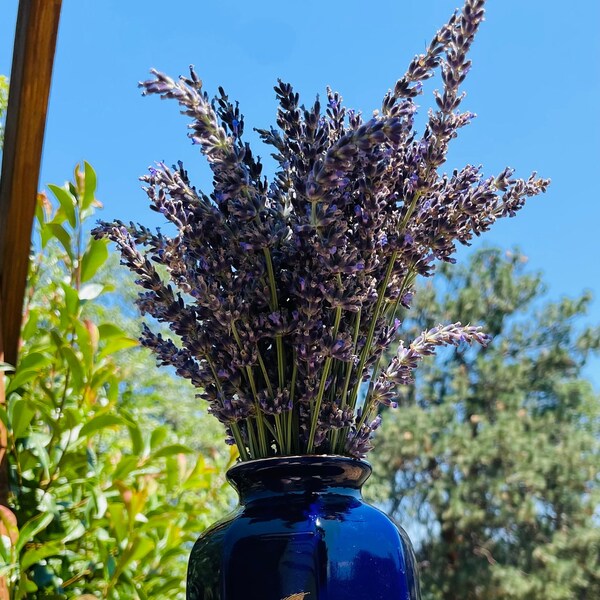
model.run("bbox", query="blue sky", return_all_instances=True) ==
[1,0,599,384]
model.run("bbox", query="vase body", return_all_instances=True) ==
[186,455,420,600]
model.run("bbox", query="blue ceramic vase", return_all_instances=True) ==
[186,455,421,599]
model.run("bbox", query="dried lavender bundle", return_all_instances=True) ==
[94,0,549,460]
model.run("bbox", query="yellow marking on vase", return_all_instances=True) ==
[282,593,310,600]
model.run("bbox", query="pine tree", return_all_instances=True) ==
[369,247,600,599]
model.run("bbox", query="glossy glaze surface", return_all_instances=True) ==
[187,456,421,600]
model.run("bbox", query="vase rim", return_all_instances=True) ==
[226,454,372,501]
[227,453,371,473]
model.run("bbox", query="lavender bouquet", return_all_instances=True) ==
[95,0,548,461]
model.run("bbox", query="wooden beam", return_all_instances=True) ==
[0,7,62,596]
[0,0,63,369]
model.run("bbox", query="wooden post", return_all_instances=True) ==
[0,1,62,596]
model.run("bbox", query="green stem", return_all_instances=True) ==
[286,352,298,454]
[257,348,274,398]
[262,246,286,391]
[356,264,418,433]
[347,190,422,414]
[262,417,278,442]
[206,354,254,459]
[307,304,343,453]
[246,419,258,458]
[348,252,397,412]
[341,310,361,409]
[274,414,285,452]
[332,310,362,454]
[230,422,249,461]
[231,320,268,456]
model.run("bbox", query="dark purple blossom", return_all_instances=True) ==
[93,0,548,460]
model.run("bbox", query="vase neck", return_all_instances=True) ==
[226,455,372,504]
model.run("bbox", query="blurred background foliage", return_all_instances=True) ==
[1,164,233,599]
[368,248,600,599]
[1,163,598,598]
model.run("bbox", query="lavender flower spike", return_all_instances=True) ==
[93,0,548,460]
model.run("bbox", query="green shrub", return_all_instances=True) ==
[1,163,233,599]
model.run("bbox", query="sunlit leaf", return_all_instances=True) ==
[79,414,130,438]
[15,512,54,554]
[129,536,154,563]
[20,308,41,341]
[5,369,39,394]
[150,426,168,450]
[73,319,93,371]
[82,161,97,210]
[59,346,85,389]
[60,282,80,317]
[81,238,109,283]
[151,444,194,459]
[21,542,63,571]
[17,351,51,373]
[79,283,104,301]
[47,223,74,261]
[98,323,127,340]
[62,521,86,543]
[98,336,138,360]
[10,398,36,438]
[48,184,76,228]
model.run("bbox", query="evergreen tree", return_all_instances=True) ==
[369,247,600,599]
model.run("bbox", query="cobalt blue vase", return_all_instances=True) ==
[186,455,421,599]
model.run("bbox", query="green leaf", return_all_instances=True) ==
[129,536,154,563]
[61,521,86,543]
[151,444,194,459]
[79,414,129,438]
[10,398,36,438]
[73,319,93,371]
[91,487,108,519]
[98,336,138,360]
[47,223,73,260]
[97,323,138,358]
[0,361,15,372]
[39,221,54,248]
[29,433,51,480]
[18,351,51,373]
[60,282,80,317]
[98,323,128,340]
[21,308,40,341]
[106,554,117,578]
[79,283,104,301]
[15,512,54,554]
[127,420,144,456]
[150,426,168,450]
[34,193,46,229]
[59,346,85,389]
[0,537,11,567]
[6,368,43,394]
[82,161,97,209]
[80,237,109,283]
[15,572,38,597]
[20,541,63,571]
[89,363,118,391]
[112,456,139,482]
[48,184,77,228]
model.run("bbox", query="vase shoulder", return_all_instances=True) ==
[187,457,420,600]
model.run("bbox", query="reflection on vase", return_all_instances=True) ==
[187,456,421,600]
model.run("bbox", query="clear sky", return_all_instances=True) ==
[1,0,599,385]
